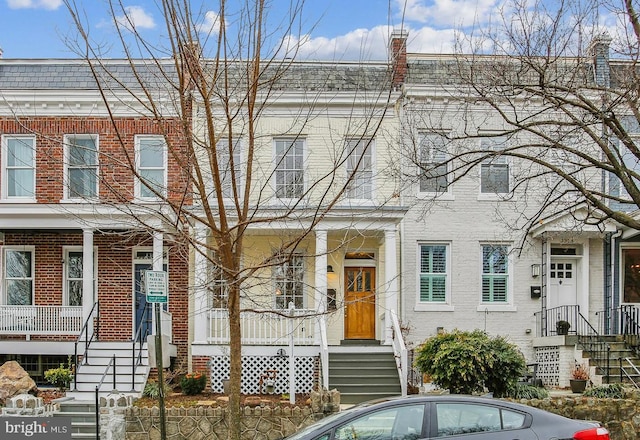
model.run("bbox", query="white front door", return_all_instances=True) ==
[549,259,577,308]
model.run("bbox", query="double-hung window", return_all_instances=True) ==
[419,133,449,194]
[481,244,509,303]
[208,254,229,309]
[136,136,167,199]
[274,255,304,309]
[2,135,36,200]
[216,139,242,200]
[64,249,96,306]
[610,116,640,203]
[4,248,34,305]
[480,136,509,194]
[65,134,98,199]
[419,244,448,303]
[274,138,304,199]
[346,139,373,200]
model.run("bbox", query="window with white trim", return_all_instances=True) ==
[216,138,242,199]
[65,134,98,199]
[136,136,167,199]
[274,138,304,199]
[3,248,34,305]
[274,255,304,309]
[481,244,509,303]
[346,139,373,200]
[419,133,449,193]
[610,116,640,202]
[480,136,509,194]
[63,249,97,306]
[419,244,448,303]
[2,135,36,200]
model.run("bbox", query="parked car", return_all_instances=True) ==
[284,395,609,440]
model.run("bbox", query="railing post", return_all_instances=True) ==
[112,354,117,391]
[95,385,100,440]
[606,346,610,384]
[619,357,623,383]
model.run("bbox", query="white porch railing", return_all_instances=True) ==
[390,310,408,396]
[208,308,317,345]
[0,305,83,335]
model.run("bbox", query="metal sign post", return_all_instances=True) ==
[145,270,167,440]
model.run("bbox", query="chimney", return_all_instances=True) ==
[390,29,408,88]
[589,32,612,87]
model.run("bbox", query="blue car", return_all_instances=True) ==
[284,395,609,440]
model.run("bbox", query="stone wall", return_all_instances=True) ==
[516,396,640,439]
[125,406,321,440]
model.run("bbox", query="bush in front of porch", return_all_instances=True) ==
[414,329,526,397]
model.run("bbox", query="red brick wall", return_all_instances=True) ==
[0,117,191,205]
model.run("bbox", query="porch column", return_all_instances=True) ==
[314,229,328,344]
[193,224,209,344]
[82,229,95,339]
[384,228,398,345]
[152,231,164,336]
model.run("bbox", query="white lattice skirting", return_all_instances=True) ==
[209,355,317,394]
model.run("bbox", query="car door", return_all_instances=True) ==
[333,403,427,440]
[429,402,538,440]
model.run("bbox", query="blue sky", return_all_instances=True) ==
[0,0,627,60]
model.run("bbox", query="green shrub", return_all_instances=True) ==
[143,380,171,398]
[583,383,626,399]
[414,329,526,397]
[44,363,73,391]
[509,384,549,399]
[180,371,207,395]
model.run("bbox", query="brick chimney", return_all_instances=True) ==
[390,29,408,88]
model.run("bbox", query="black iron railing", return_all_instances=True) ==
[73,301,100,391]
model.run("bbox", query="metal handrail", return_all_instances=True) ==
[131,305,151,391]
[575,310,612,380]
[619,357,640,389]
[95,355,117,440]
[73,301,99,391]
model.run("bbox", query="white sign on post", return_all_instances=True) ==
[145,270,168,303]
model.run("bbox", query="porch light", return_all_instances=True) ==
[327,265,334,273]
[531,264,541,278]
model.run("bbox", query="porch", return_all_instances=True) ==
[0,305,83,336]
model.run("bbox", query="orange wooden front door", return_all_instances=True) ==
[344,267,376,339]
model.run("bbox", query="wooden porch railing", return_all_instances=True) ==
[207,308,317,345]
[0,305,83,334]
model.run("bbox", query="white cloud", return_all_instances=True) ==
[398,0,500,28]
[115,6,156,31]
[6,0,62,9]
[196,11,222,34]
[281,25,394,61]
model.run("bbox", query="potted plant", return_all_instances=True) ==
[556,320,571,335]
[569,362,590,393]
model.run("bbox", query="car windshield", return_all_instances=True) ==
[283,407,361,440]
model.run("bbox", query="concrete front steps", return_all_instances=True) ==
[579,335,640,385]
[329,345,401,405]
[52,398,98,440]
[67,341,149,401]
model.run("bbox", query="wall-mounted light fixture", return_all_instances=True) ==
[531,263,541,278]
[327,265,334,273]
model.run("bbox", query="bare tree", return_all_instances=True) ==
[62,1,399,439]
[398,0,640,241]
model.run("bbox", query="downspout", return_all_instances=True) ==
[609,229,622,334]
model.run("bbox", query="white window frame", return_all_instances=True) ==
[611,116,640,202]
[1,135,36,201]
[273,254,305,309]
[3,246,35,305]
[345,138,375,202]
[62,247,98,306]
[274,138,305,201]
[215,138,243,201]
[479,136,510,198]
[418,133,453,199]
[478,243,515,311]
[63,134,99,201]
[135,135,167,200]
[415,242,453,312]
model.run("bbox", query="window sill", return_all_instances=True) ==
[476,304,517,312]
[0,198,36,203]
[416,192,455,201]
[414,304,454,312]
